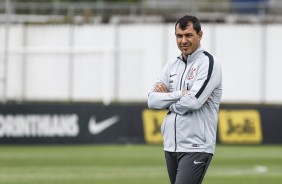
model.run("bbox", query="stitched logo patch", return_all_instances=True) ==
[187,66,197,80]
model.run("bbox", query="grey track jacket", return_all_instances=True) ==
[147,46,222,154]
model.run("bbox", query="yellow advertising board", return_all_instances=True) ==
[142,109,167,144]
[218,110,263,144]
[142,109,263,145]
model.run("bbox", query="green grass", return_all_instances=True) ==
[0,145,281,184]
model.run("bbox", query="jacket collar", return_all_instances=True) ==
[177,45,204,63]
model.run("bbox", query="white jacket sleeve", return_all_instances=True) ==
[169,54,222,115]
[148,91,182,109]
[147,62,182,109]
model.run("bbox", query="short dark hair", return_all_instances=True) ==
[175,15,201,34]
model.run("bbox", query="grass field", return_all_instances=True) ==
[0,144,281,184]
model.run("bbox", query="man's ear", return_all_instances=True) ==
[198,31,203,39]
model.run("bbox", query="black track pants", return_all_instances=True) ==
[165,151,213,184]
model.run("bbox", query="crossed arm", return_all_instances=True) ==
[150,82,212,115]
[148,58,219,114]
[153,83,188,96]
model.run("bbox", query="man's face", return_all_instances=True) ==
[175,22,202,59]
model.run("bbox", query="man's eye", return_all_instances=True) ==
[176,35,182,38]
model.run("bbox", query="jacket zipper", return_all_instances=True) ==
[174,60,187,152]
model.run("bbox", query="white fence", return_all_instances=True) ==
[1,23,282,104]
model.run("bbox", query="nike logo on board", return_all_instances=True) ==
[88,115,119,135]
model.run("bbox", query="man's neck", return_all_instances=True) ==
[182,54,188,61]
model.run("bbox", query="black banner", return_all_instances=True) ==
[0,103,282,144]
[0,103,146,144]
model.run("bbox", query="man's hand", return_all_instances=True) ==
[153,83,168,93]
[182,90,188,96]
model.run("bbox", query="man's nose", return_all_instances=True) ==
[181,37,188,44]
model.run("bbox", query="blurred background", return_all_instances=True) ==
[1,0,282,104]
[0,0,282,184]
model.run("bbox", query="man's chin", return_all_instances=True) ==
[182,51,192,56]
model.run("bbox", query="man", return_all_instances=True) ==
[147,15,222,184]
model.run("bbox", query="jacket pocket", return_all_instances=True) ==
[181,113,206,145]
[202,117,207,142]
[161,112,170,136]
[197,112,206,143]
